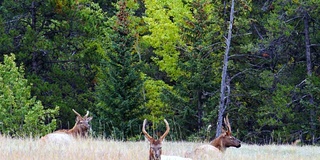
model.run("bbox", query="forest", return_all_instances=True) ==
[0,0,319,145]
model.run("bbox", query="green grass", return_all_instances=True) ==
[0,136,319,160]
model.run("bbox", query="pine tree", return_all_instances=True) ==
[95,0,145,139]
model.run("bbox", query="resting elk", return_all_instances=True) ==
[41,109,93,143]
[142,119,191,160]
[185,114,241,159]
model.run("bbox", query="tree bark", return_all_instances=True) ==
[303,10,315,145]
[304,12,312,76]
[215,0,235,138]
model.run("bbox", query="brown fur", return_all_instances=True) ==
[56,114,92,137]
[41,109,92,142]
[186,114,241,159]
[142,119,170,160]
[209,131,241,152]
[209,114,241,152]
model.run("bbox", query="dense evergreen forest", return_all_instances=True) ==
[0,0,319,145]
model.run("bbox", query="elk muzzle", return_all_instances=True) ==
[234,138,241,148]
[151,146,162,160]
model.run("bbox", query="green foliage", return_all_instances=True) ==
[0,0,106,129]
[0,16,13,54]
[94,0,145,140]
[0,0,319,144]
[0,54,59,137]
[292,75,320,143]
[142,0,193,80]
[143,76,174,122]
[173,0,224,139]
[242,0,320,144]
[257,84,294,128]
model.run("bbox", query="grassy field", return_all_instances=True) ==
[0,136,319,160]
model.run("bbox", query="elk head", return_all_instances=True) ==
[142,119,170,160]
[70,109,93,137]
[210,114,241,152]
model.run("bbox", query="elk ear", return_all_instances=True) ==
[221,127,226,134]
[75,116,82,122]
[86,117,93,122]
[220,131,228,137]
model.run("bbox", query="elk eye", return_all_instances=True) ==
[151,147,161,151]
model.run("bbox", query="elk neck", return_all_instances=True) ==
[210,136,225,152]
[68,123,87,137]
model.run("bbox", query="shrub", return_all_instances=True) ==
[0,54,59,137]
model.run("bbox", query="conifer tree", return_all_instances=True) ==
[95,0,145,139]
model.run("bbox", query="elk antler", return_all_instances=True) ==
[224,114,231,134]
[84,111,89,117]
[160,119,170,141]
[72,109,82,117]
[142,119,153,141]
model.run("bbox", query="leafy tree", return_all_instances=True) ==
[0,54,59,137]
[142,0,193,80]
[143,76,174,121]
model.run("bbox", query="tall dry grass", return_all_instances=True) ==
[0,136,319,160]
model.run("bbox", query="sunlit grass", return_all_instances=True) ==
[0,136,319,160]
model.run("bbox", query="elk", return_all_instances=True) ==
[209,114,241,152]
[186,114,241,159]
[41,109,93,143]
[142,119,192,160]
[143,119,170,160]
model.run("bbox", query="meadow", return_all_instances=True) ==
[0,136,319,160]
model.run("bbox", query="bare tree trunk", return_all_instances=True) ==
[303,11,315,145]
[215,0,235,138]
[304,13,311,76]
